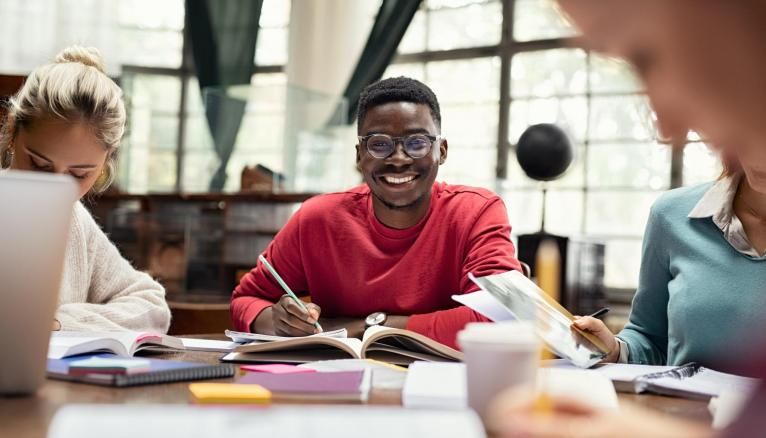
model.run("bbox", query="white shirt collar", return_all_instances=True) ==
[688,174,766,259]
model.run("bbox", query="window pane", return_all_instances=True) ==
[383,63,426,82]
[259,0,290,27]
[118,0,183,30]
[511,49,587,98]
[118,29,183,68]
[501,188,544,235]
[255,27,288,66]
[398,9,427,54]
[426,1,502,51]
[589,95,655,141]
[585,191,659,236]
[439,145,495,187]
[589,55,642,94]
[513,0,576,42]
[545,190,584,236]
[119,72,181,192]
[510,97,588,143]
[118,0,184,68]
[441,104,497,145]
[426,58,499,103]
[604,239,643,289]
[683,142,722,186]
[587,143,671,189]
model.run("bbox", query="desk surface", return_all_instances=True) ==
[1,342,713,438]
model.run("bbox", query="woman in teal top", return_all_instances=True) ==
[610,175,766,366]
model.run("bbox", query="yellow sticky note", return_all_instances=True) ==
[189,383,271,404]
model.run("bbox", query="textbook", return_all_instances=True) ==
[48,331,184,359]
[595,363,761,400]
[221,325,463,366]
[47,354,237,387]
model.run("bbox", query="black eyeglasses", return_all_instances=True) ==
[358,133,440,160]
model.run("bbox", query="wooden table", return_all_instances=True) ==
[0,343,713,438]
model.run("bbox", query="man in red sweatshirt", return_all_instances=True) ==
[231,76,521,349]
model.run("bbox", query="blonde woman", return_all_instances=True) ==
[0,46,170,333]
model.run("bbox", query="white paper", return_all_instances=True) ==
[539,368,619,411]
[179,338,240,352]
[299,359,408,390]
[48,405,485,438]
[451,290,516,322]
[224,328,348,343]
[403,362,468,410]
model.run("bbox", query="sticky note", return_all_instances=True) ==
[189,383,271,404]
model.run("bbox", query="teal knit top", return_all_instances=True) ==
[617,183,766,366]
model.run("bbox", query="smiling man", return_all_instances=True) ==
[231,77,522,349]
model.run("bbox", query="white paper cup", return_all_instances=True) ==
[458,321,540,422]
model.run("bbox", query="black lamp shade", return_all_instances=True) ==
[516,123,573,181]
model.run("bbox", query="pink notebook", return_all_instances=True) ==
[237,370,368,402]
[240,364,316,374]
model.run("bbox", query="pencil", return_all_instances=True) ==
[258,254,322,331]
[588,307,610,319]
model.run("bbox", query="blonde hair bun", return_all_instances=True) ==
[54,46,107,74]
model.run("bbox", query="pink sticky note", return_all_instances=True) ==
[240,364,317,374]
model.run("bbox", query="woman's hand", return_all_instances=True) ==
[572,316,620,363]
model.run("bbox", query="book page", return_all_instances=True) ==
[225,328,348,344]
[232,336,364,360]
[649,368,761,399]
[48,331,140,358]
[361,326,463,363]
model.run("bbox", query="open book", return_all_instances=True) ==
[48,332,184,359]
[595,363,761,400]
[221,325,463,366]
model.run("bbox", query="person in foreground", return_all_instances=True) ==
[0,46,170,333]
[231,77,521,349]
[490,1,766,437]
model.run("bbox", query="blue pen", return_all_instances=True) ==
[258,254,322,331]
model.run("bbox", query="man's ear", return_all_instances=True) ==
[355,143,362,170]
[438,138,448,165]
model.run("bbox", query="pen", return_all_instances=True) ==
[588,307,610,319]
[258,254,323,331]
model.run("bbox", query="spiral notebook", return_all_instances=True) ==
[595,363,761,400]
[47,354,236,387]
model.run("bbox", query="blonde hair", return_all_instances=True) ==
[0,45,126,192]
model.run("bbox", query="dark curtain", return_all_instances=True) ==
[328,0,422,126]
[186,0,263,191]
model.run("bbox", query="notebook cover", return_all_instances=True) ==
[237,370,364,395]
[47,354,236,387]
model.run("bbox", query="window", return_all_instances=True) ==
[255,0,290,66]
[387,0,722,290]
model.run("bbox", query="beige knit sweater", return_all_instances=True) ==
[56,202,171,333]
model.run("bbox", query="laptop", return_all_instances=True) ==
[0,171,78,395]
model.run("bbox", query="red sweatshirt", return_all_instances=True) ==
[231,182,522,349]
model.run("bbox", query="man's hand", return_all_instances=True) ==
[253,295,321,336]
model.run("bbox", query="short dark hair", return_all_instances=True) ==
[356,76,441,131]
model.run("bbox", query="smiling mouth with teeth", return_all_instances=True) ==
[383,175,417,185]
